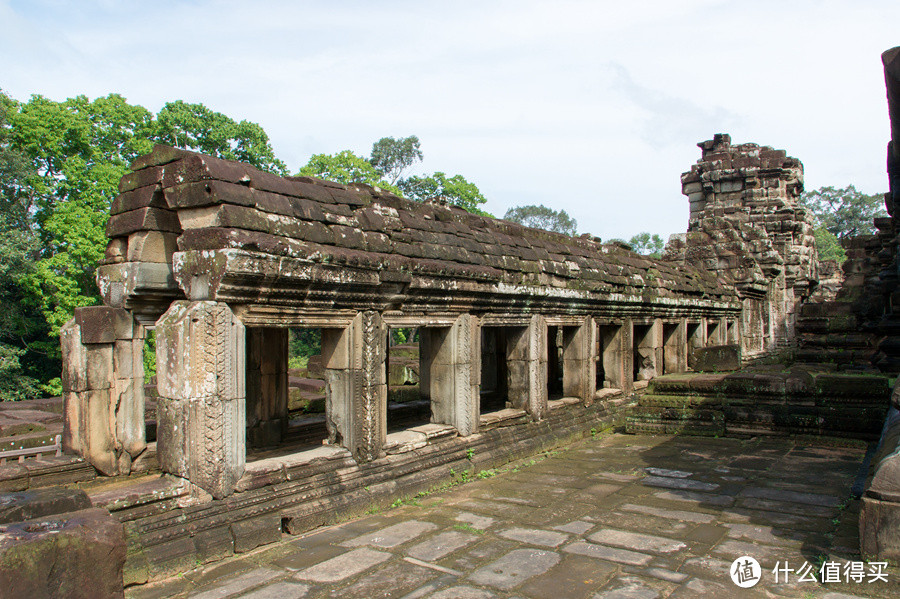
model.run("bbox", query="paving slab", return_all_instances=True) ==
[467,548,560,590]
[340,519,438,548]
[588,529,687,554]
[129,433,897,599]
[293,547,391,583]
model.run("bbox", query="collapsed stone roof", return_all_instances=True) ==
[99,145,738,319]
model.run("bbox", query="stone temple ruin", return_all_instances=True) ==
[2,46,900,595]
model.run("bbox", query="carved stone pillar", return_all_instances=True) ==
[427,315,480,436]
[155,301,245,499]
[663,320,688,374]
[246,328,289,447]
[507,315,548,420]
[322,311,386,463]
[61,307,146,476]
[563,317,596,404]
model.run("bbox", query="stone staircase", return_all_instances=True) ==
[626,368,890,441]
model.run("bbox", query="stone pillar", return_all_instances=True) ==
[598,323,628,392]
[427,315,481,436]
[663,320,688,374]
[61,307,146,476]
[246,328,289,447]
[507,315,548,420]
[688,320,706,353]
[563,317,596,403]
[622,319,634,393]
[155,301,246,499]
[634,320,662,381]
[322,311,386,463]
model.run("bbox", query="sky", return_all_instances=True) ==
[1,0,898,242]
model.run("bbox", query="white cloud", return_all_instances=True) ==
[1,0,898,240]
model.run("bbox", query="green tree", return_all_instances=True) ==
[503,204,577,235]
[1,92,285,397]
[298,149,400,193]
[153,100,287,175]
[398,172,489,215]
[627,232,665,257]
[369,135,422,184]
[0,92,45,399]
[801,185,887,240]
[813,226,847,263]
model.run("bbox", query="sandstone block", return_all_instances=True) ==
[0,488,91,525]
[689,344,741,372]
[126,230,178,263]
[0,508,125,599]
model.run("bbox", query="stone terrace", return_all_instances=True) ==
[129,433,898,599]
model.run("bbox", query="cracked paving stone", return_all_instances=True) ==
[468,548,561,590]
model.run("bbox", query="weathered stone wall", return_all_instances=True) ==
[666,134,819,357]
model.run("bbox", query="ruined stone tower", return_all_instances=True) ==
[666,134,819,356]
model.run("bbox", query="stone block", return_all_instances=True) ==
[231,515,281,553]
[126,230,178,263]
[0,488,91,525]
[689,344,741,372]
[0,508,125,599]
[193,525,234,564]
[156,301,245,401]
[74,306,134,344]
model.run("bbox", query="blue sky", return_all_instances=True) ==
[2,0,898,241]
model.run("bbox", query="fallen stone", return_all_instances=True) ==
[0,507,125,599]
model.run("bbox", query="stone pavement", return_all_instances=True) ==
[127,433,899,599]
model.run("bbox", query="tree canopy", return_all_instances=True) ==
[801,185,887,240]
[369,135,422,184]
[503,204,577,236]
[298,136,489,215]
[0,91,285,398]
[607,232,665,257]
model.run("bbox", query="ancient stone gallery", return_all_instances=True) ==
[1,45,900,598]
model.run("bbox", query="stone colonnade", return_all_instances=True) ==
[62,300,736,498]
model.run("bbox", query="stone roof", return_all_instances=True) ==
[101,145,738,316]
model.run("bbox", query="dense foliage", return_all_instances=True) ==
[0,91,284,398]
